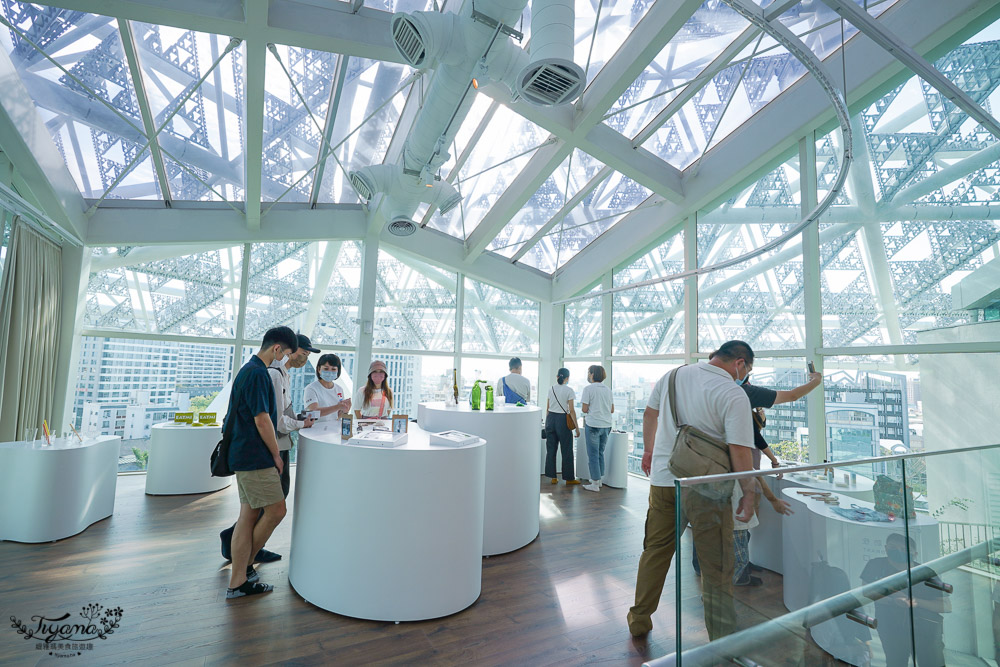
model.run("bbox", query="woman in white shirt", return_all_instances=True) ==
[581,365,614,492]
[353,359,394,419]
[545,367,580,485]
[304,353,351,424]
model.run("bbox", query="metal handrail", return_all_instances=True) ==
[674,442,1000,486]
[645,538,1000,667]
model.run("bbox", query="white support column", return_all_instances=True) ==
[684,214,699,365]
[538,300,565,407]
[53,243,91,433]
[601,271,612,387]
[453,272,465,390]
[231,243,252,379]
[356,235,380,377]
[800,134,826,464]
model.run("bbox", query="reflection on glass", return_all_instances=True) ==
[462,277,540,355]
[373,249,457,352]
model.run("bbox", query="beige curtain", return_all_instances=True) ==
[0,218,62,442]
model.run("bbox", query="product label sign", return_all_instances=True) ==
[197,412,217,425]
[173,412,194,424]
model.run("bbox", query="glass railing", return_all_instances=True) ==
[640,443,1000,667]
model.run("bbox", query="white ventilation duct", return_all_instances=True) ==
[349,163,462,226]
[517,0,584,105]
[354,0,582,230]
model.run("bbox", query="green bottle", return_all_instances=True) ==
[485,385,494,411]
[471,380,482,410]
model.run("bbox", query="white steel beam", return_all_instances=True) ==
[800,133,826,464]
[309,57,350,205]
[243,0,267,230]
[118,19,172,203]
[0,46,87,239]
[553,0,994,296]
[821,0,1000,140]
[302,242,343,337]
[891,141,1000,206]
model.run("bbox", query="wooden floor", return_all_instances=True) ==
[1,472,842,666]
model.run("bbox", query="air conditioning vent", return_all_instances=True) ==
[438,191,463,215]
[518,63,583,106]
[349,171,376,201]
[388,219,417,236]
[392,16,426,68]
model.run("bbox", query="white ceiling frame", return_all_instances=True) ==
[243,0,268,230]
[553,0,997,300]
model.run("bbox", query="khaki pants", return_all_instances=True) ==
[628,485,736,640]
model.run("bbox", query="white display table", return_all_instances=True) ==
[750,469,877,574]
[290,424,486,621]
[0,436,119,543]
[418,402,542,556]
[604,431,629,489]
[145,422,231,495]
[781,487,939,666]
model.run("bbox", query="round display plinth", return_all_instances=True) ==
[289,425,486,621]
[418,401,542,556]
[145,422,231,495]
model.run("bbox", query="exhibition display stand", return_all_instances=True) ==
[780,487,939,666]
[0,436,120,542]
[750,469,876,574]
[418,402,542,555]
[290,424,486,621]
[603,431,629,489]
[145,422,231,495]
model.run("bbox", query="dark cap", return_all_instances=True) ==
[297,334,320,354]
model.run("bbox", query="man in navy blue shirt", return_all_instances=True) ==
[225,326,298,599]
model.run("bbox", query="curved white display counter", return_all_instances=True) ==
[418,402,542,556]
[0,436,119,543]
[750,469,877,574]
[604,431,629,489]
[290,424,486,621]
[145,422,231,495]
[781,487,940,666]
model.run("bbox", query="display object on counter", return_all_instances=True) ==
[430,430,479,446]
[471,380,482,410]
[348,429,408,447]
[485,385,494,411]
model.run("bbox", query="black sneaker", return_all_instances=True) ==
[734,575,763,587]
[220,526,234,561]
[748,562,764,573]
[226,581,273,599]
[254,548,282,563]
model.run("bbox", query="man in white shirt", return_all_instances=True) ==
[497,357,531,404]
[627,341,757,641]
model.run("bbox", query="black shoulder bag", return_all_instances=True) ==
[210,390,237,477]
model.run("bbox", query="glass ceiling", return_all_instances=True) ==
[0,0,997,285]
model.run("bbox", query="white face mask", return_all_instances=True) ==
[320,370,338,382]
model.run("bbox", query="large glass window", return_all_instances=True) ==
[613,232,685,355]
[85,245,243,337]
[462,278,539,355]
[614,361,680,474]
[374,249,456,352]
[564,292,602,358]
[73,336,236,472]
[462,356,539,407]
[244,241,362,345]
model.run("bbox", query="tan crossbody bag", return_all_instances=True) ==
[666,366,733,501]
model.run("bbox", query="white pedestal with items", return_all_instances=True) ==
[418,402,542,556]
[0,436,120,542]
[290,424,486,621]
[145,422,231,495]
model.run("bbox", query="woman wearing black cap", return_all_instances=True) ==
[544,367,581,485]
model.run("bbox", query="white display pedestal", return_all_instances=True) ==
[781,487,940,666]
[575,430,591,481]
[419,402,542,556]
[0,436,120,542]
[145,422,231,495]
[604,431,629,489]
[290,424,486,621]
[750,470,876,574]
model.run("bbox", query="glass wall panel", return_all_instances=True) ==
[243,241,362,344]
[85,245,243,336]
[613,232,685,355]
[72,336,236,472]
[698,221,805,351]
[462,278,540,355]
[564,293,601,358]
[613,360,680,474]
[360,353,460,417]
[0,214,9,274]
[743,357,809,465]
[373,250,456,351]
